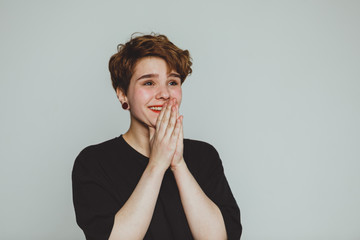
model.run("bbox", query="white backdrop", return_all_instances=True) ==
[1,0,359,239]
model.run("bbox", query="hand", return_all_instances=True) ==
[170,111,185,170]
[148,99,182,171]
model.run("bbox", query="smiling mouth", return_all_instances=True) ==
[148,105,163,113]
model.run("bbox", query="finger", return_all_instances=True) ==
[158,100,173,135]
[174,104,181,138]
[178,116,184,144]
[175,104,179,119]
[171,115,182,144]
[165,105,178,139]
[155,102,168,131]
[175,116,184,156]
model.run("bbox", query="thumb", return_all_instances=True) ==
[149,126,156,141]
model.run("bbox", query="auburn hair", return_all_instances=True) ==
[109,33,192,94]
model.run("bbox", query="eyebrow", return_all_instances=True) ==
[168,73,181,79]
[136,73,181,81]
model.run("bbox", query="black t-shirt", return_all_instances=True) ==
[72,135,242,239]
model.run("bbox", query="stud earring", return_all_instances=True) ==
[122,102,128,110]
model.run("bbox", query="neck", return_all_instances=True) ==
[123,117,151,158]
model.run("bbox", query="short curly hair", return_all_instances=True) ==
[109,33,192,94]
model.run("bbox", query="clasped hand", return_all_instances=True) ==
[148,99,184,171]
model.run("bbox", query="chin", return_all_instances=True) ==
[142,117,157,129]
[149,120,157,128]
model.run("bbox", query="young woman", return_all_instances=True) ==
[72,33,242,240]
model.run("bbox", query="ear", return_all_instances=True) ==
[116,88,128,104]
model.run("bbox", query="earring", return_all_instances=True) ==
[122,102,128,110]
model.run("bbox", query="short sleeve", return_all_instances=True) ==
[197,143,242,240]
[72,147,120,240]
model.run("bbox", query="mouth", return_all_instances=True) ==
[148,105,163,113]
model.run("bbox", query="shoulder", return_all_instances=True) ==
[72,137,120,174]
[183,138,223,173]
[184,138,220,158]
[78,137,119,157]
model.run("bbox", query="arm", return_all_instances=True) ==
[172,160,227,240]
[73,100,183,240]
[109,100,182,239]
[170,117,227,240]
[108,164,165,240]
[73,148,167,240]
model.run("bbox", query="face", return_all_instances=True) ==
[118,56,182,128]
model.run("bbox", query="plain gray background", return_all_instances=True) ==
[1,0,359,239]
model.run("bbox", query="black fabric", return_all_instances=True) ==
[72,135,242,240]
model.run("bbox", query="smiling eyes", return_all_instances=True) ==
[169,81,179,86]
[143,80,179,86]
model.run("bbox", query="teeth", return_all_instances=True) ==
[149,107,162,111]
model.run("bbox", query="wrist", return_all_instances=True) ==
[170,158,187,172]
[146,160,168,176]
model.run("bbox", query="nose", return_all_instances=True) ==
[155,85,170,100]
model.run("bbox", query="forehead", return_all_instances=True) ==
[133,56,177,76]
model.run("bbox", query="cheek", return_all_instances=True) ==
[171,88,182,104]
[138,88,153,99]
[130,88,153,104]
